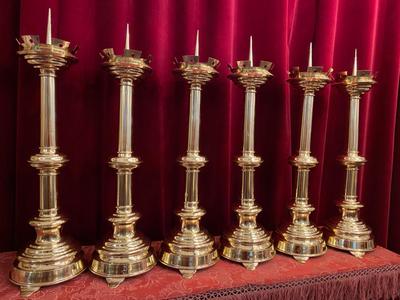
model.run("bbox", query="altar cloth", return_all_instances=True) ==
[0,245,399,299]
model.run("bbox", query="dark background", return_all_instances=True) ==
[0,0,399,253]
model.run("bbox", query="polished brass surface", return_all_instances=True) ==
[159,54,220,278]
[10,35,85,297]
[221,59,275,270]
[276,65,332,263]
[327,68,376,257]
[89,45,156,288]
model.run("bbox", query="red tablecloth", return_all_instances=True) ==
[1,246,399,299]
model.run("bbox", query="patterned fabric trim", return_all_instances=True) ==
[173,264,400,300]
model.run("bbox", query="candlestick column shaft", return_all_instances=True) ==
[117,79,133,210]
[241,88,256,206]
[184,84,202,210]
[39,69,57,216]
[39,70,58,215]
[40,69,56,154]
[243,88,256,154]
[295,92,314,211]
[345,95,360,203]
[299,93,314,155]
[118,79,133,156]
[348,96,360,154]
[187,84,201,154]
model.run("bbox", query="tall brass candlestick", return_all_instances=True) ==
[90,25,156,288]
[10,9,85,297]
[327,50,375,257]
[276,44,332,263]
[160,31,220,278]
[221,37,275,270]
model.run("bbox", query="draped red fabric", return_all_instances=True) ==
[0,0,399,253]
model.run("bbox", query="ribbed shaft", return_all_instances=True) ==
[187,84,201,155]
[241,87,256,206]
[184,83,202,210]
[39,69,56,154]
[299,93,314,155]
[243,88,256,154]
[38,69,57,215]
[293,91,315,225]
[348,95,360,154]
[118,78,133,156]
[344,95,361,203]
[116,78,134,211]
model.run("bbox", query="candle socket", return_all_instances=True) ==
[89,48,156,288]
[275,66,332,263]
[10,36,84,297]
[221,60,275,270]
[326,70,376,258]
[159,55,220,279]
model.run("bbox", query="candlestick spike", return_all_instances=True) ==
[11,27,84,297]
[352,49,357,76]
[249,36,253,67]
[326,56,376,258]
[308,42,313,67]
[195,29,199,57]
[160,50,220,279]
[46,8,52,45]
[275,54,332,263]
[90,41,155,288]
[125,23,130,50]
[221,48,275,270]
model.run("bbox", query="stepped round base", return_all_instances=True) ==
[326,221,375,258]
[90,247,156,288]
[10,249,85,297]
[275,225,327,263]
[159,235,218,278]
[221,232,275,270]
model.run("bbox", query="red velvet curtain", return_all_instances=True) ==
[0,0,399,253]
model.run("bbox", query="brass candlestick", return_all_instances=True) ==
[10,10,85,297]
[90,25,156,288]
[275,44,332,263]
[327,50,375,257]
[160,31,220,278]
[221,37,275,270]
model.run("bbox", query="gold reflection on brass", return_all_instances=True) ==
[159,31,220,279]
[327,50,375,257]
[221,37,275,270]
[10,10,85,297]
[89,25,156,288]
[275,43,332,263]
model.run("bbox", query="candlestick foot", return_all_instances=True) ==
[243,262,258,270]
[327,217,374,257]
[9,215,85,297]
[179,269,196,279]
[159,208,218,277]
[106,277,125,288]
[221,205,275,269]
[275,223,327,262]
[90,212,156,287]
[293,256,309,263]
[20,286,40,297]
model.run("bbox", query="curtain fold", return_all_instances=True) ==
[0,0,399,253]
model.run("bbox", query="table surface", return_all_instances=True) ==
[1,245,399,299]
